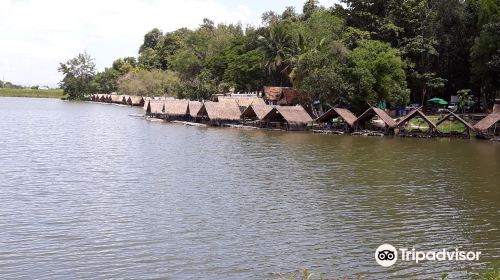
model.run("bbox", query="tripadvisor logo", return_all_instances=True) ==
[375,244,481,267]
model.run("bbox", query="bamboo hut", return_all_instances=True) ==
[435,110,475,138]
[99,94,107,102]
[129,96,145,107]
[111,94,122,103]
[240,104,275,127]
[395,108,437,137]
[147,100,165,118]
[122,95,130,105]
[261,105,313,131]
[197,102,242,126]
[314,108,357,133]
[164,99,189,121]
[263,87,299,105]
[354,106,397,134]
[187,101,203,122]
[473,113,500,139]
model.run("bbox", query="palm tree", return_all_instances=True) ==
[258,25,298,86]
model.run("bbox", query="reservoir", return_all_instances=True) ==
[0,97,498,279]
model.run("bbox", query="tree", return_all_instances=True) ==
[471,20,500,104]
[348,40,409,110]
[0,80,3,88]
[93,68,120,94]
[457,89,474,113]
[302,0,321,20]
[258,24,298,86]
[139,28,163,54]
[118,69,180,97]
[58,52,96,100]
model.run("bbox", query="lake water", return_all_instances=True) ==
[0,97,499,279]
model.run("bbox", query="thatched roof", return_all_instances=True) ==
[241,104,275,120]
[149,100,165,114]
[165,99,189,116]
[188,101,203,118]
[263,87,299,105]
[473,113,500,132]
[129,96,144,106]
[219,96,266,107]
[435,110,474,131]
[111,95,122,103]
[396,108,437,129]
[355,106,397,128]
[315,108,357,126]
[198,101,241,121]
[262,105,313,125]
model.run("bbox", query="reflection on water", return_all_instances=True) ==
[0,97,499,279]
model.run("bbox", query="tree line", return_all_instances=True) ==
[59,0,499,113]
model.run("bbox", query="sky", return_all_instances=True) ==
[0,0,333,87]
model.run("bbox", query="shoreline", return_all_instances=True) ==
[0,88,64,99]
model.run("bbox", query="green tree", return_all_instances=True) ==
[348,40,409,110]
[118,69,180,97]
[93,68,120,94]
[258,24,298,86]
[58,52,96,100]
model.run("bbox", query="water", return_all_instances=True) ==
[0,97,499,279]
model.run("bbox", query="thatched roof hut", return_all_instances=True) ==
[148,100,165,115]
[261,105,313,128]
[99,94,107,102]
[315,108,357,127]
[395,108,437,130]
[241,104,275,121]
[263,87,299,105]
[129,96,144,106]
[355,106,397,129]
[187,101,203,118]
[111,95,122,103]
[473,113,500,133]
[164,99,189,117]
[197,101,241,121]
[435,110,475,131]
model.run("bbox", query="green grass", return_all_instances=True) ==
[407,116,469,133]
[0,88,64,99]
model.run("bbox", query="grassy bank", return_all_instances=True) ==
[0,88,64,99]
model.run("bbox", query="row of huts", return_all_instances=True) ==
[90,93,500,139]
[91,94,145,107]
[315,105,500,139]
[144,96,315,131]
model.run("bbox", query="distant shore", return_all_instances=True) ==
[0,88,64,99]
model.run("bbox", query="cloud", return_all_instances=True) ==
[0,0,256,86]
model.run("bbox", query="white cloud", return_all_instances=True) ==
[0,0,256,86]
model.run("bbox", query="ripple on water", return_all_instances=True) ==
[0,98,499,280]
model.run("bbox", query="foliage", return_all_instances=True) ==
[93,68,120,94]
[348,40,409,110]
[58,52,96,100]
[118,69,180,97]
[457,89,475,113]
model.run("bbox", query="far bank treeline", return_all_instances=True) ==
[59,0,499,113]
